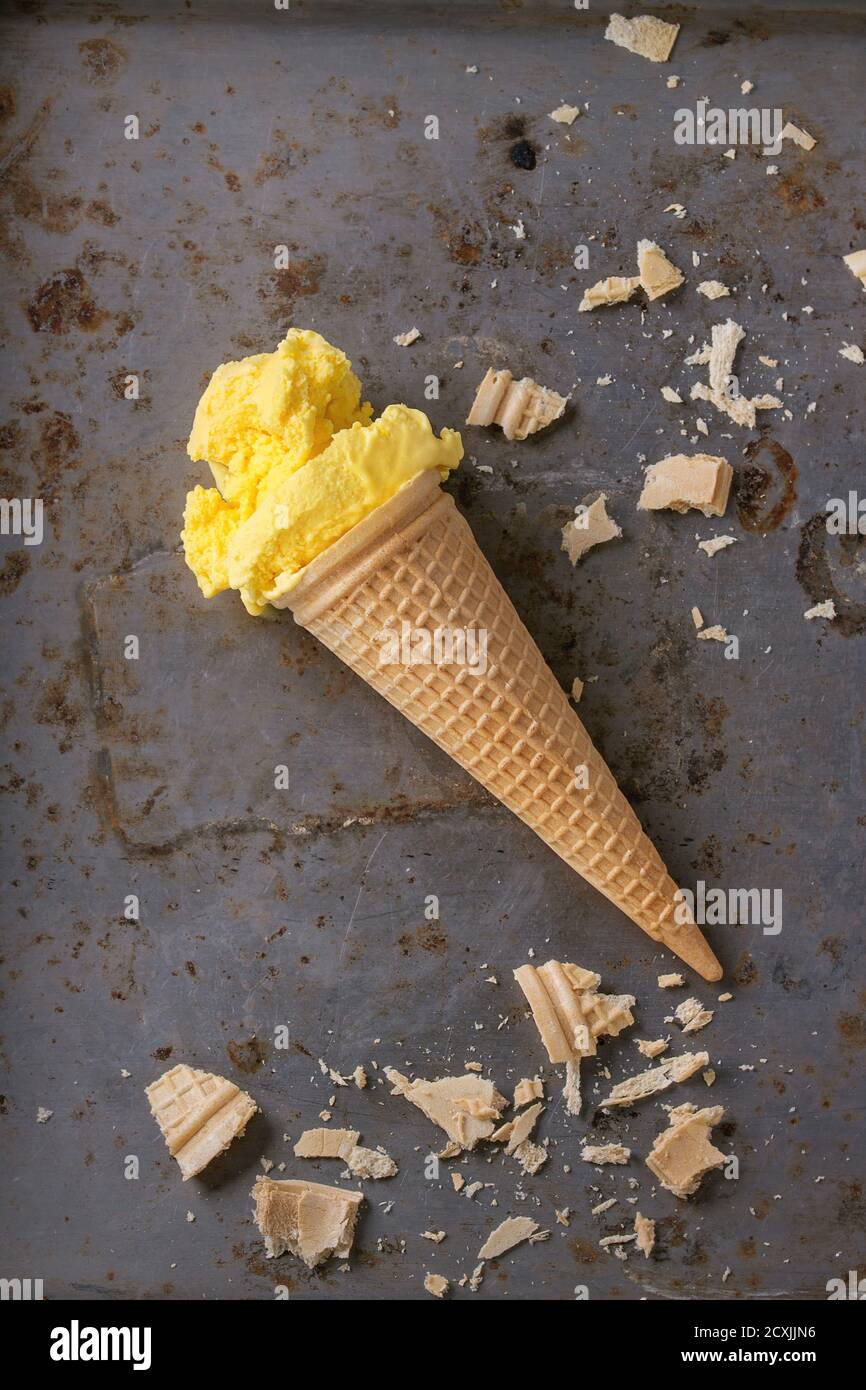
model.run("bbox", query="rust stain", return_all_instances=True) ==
[0,552,30,596]
[776,177,825,214]
[26,268,107,335]
[736,438,798,533]
[796,513,866,638]
[78,38,127,84]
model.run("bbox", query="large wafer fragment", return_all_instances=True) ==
[478,1216,540,1260]
[385,1068,506,1150]
[605,13,680,63]
[843,249,866,290]
[579,275,642,312]
[646,1104,727,1198]
[637,240,685,300]
[294,1127,359,1160]
[638,453,732,518]
[599,1051,709,1108]
[514,961,635,1115]
[145,1064,258,1180]
[252,1175,363,1266]
[466,368,567,441]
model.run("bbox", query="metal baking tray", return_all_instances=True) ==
[1,0,864,1300]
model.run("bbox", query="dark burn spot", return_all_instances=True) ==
[227,1037,267,1074]
[27,269,106,335]
[510,139,537,171]
[152,1045,173,1062]
[733,951,758,986]
[78,38,127,84]
[736,438,797,533]
[702,30,731,46]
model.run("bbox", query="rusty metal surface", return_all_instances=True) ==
[1,0,864,1301]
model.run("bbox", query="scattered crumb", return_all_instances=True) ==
[804,599,836,620]
[839,342,864,364]
[637,1038,669,1059]
[697,280,731,300]
[698,535,737,557]
[550,104,581,125]
[424,1272,450,1298]
[393,327,421,347]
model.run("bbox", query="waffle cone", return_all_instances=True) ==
[277,473,721,981]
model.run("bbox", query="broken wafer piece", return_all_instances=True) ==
[605,13,680,63]
[675,997,714,1034]
[466,367,567,441]
[636,1037,669,1059]
[688,318,782,429]
[513,1077,544,1108]
[637,240,685,300]
[346,1146,398,1179]
[491,1101,545,1156]
[581,1143,631,1165]
[634,1212,656,1258]
[780,121,816,151]
[145,1064,258,1181]
[638,453,732,518]
[579,275,642,312]
[294,1128,359,1160]
[599,1050,709,1108]
[843,249,866,291]
[697,280,731,300]
[478,1216,539,1260]
[251,1175,363,1267]
[514,960,635,1115]
[385,1068,506,1150]
[562,494,622,564]
[645,1104,727,1198]
[550,104,581,125]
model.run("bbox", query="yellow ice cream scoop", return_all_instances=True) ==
[182,327,373,599]
[182,329,462,613]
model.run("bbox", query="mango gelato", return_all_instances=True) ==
[182,328,462,614]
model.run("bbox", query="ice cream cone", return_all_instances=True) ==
[276,472,721,981]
